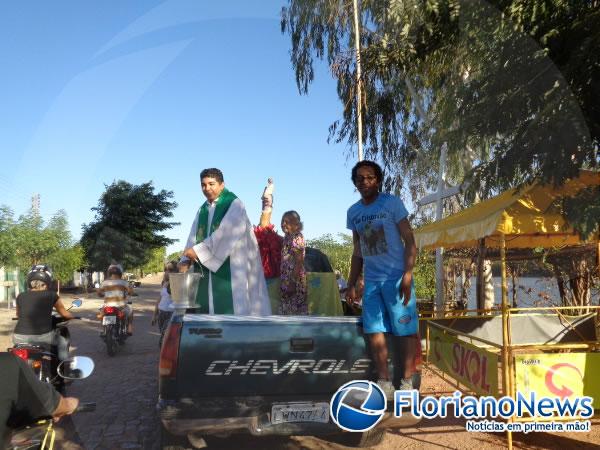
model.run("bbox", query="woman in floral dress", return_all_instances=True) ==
[279,211,307,315]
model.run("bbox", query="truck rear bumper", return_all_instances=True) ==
[158,398,340,436]
[158,398,421,438]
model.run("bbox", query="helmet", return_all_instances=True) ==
[26,264,53,289]
[107,264,123,276]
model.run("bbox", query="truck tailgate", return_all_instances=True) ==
[176,314,371,398]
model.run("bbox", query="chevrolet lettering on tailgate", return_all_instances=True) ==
[205,359,371,375]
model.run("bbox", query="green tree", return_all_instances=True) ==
[81,181,179,271]
[166,250,183,263]
[307,233,354,278]
[0,207,84,283]
[414,251,436,301]
[0,206,17,267]
[282,0,599,230]
[307,232,436,299]
[142,247,167,274]
[47,245,85,284]
[282,0,599,311]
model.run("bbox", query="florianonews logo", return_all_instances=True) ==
[330,380,386,432]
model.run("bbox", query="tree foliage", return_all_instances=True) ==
[0,207,84,283]
[414,250,436,300]
[307,232,436,299]
[307,233,354,278]
[81,181,179,271]
[0,206,17,267]
[282,0,599,232]
[142,247,167,275]
[167,250,183,263]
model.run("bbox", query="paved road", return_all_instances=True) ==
[63,283,162,449]
[1,283,316,449]
[1,283,167,449]
[1,283,405,449]
[59,284,348,450]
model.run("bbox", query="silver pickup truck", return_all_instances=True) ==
[157,310,421,449]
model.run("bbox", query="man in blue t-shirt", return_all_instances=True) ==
[345,160,418,398]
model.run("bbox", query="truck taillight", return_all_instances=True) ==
[159,322,181,378]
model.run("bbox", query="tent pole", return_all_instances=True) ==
[476,238,485,310]
[500,232,513,450]
[596,230,600,338]
[501,232,509,394]
[597,229,599,278]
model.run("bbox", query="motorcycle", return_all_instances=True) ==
[8,356,96,450]
[99,302,130,356]
[9,299,83,393]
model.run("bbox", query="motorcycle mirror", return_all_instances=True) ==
[57,356,95,380]
[72,298,83,308]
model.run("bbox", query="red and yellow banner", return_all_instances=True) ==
[428,325,499,396]
[515,353,600,403]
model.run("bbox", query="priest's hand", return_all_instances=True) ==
[183,247,198,261]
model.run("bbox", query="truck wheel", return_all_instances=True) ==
[160,427,193,450]
[343,428,386,448]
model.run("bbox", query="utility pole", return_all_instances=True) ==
[31,194,40,216]
[352,0,363,161]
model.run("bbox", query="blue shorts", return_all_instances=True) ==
[362,275,418,336]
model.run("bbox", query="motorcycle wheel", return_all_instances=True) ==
[118,319,127,345]
[105,324,116,356]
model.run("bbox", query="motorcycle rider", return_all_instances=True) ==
[12,265,75,362]
[97,264,134,335]
[0,352,79,448]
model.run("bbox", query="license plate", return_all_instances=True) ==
[102,316,117,325]
[271,403,329,424]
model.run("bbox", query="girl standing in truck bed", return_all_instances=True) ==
[279,211,307,315]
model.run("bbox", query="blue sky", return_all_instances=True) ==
[0,1,371,255]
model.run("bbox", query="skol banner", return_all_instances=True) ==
[428,325,499,396]
[515,353,600,403]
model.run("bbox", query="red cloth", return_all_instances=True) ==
[254,224,282,278]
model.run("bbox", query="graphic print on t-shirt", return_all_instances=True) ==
[360,221,388,256]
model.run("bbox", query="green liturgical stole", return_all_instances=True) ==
[193,189,237,313]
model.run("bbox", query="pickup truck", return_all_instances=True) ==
[157,310,421,449]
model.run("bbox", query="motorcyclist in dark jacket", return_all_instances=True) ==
[12,265,74,361]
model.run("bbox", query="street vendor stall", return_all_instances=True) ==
[414,169,600,449]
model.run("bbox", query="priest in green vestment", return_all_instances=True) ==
[183,168,271,316]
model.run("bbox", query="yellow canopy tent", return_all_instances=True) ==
[414,169,599,412]
[415,170,600,250]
